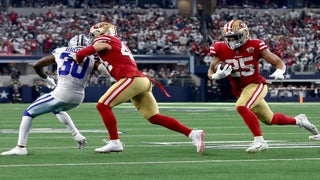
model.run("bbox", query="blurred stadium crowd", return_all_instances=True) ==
[1,1,320,73]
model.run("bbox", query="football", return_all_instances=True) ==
[214,61,227,71]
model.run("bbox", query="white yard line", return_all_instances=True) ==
[2,158,320,168]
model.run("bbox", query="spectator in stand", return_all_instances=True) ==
[178,31,190,47]
[179,68,191,78]
[137,37,146,54]
[29,38,40,55]
[12,89,22,103]
[284,52,296,74]
[141,68,148,76]
[190,41,200,65]
[309,84,319,98]
[10,67,21,80]
[316,61,320,72]
[147,68,156,78]
[8,11,18,25]
[198,43,210,65]
[269,85,279,98]
[3,38,14,54]
[11,78,22,103]
[44,34,54,53]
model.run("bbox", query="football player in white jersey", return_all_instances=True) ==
[1,34,109,156]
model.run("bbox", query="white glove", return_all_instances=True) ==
[44,77,56,89]
[269,69,285,80]
[97,62,110,75]
[211,64,233,80]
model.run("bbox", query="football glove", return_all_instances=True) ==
[211,64,233,80]
[269,69,285,80]
[97,62,110,75]
[44,77,56,89]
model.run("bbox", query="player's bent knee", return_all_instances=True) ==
[148,114,160,124]
[140,109,158,120]
[236,106,247,113]
[23,110,34,118]
[96,102,111,112]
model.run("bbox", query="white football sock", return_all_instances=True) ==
[254,136,264,142]
[17,116,33,147]
[56,111,79,136]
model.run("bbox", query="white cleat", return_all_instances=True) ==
[1,147,28,156]
[245,140,268,153]
[296,114,319,135]
[309,134,320,141]
[189,129,205,153]
[73,133,87,149]
[95,141,124,153]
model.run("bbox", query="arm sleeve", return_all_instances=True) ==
[76,45,96,64]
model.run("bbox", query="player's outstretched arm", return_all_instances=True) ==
[76,42,112,64]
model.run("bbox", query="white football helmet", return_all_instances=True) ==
[222,20,249,50]
[68,34,90,47]
[89,22,117,38]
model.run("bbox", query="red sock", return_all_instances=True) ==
[236,106,262,136]
[270,113,296,125]
[148,114,192,136]
[96,103,119,140]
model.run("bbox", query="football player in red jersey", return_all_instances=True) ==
[76,22,205,153]
[207,20,320,153]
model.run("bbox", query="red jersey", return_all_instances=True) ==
[210,39,268,97]
[93,35,144,81]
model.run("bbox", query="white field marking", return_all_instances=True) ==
[115,106,235,110]
[2,158,320,168]
[141,140,289,144]
[207,145,320,149]
[113,102,320,108]
[111,102,320,111]
[0,128,126,134]
[141,140,320,149]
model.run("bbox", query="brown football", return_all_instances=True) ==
[214,62,227,71]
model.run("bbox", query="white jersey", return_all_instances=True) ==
[25,47,97,117]
[50,46,96,104]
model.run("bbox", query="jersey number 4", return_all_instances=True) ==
[121,42,134,61]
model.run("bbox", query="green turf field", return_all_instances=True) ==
[1,102,320,180]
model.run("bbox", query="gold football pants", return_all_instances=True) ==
[235,83,274,124]
[98,77,159,119]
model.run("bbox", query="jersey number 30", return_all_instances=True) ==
[58,52,89,79]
